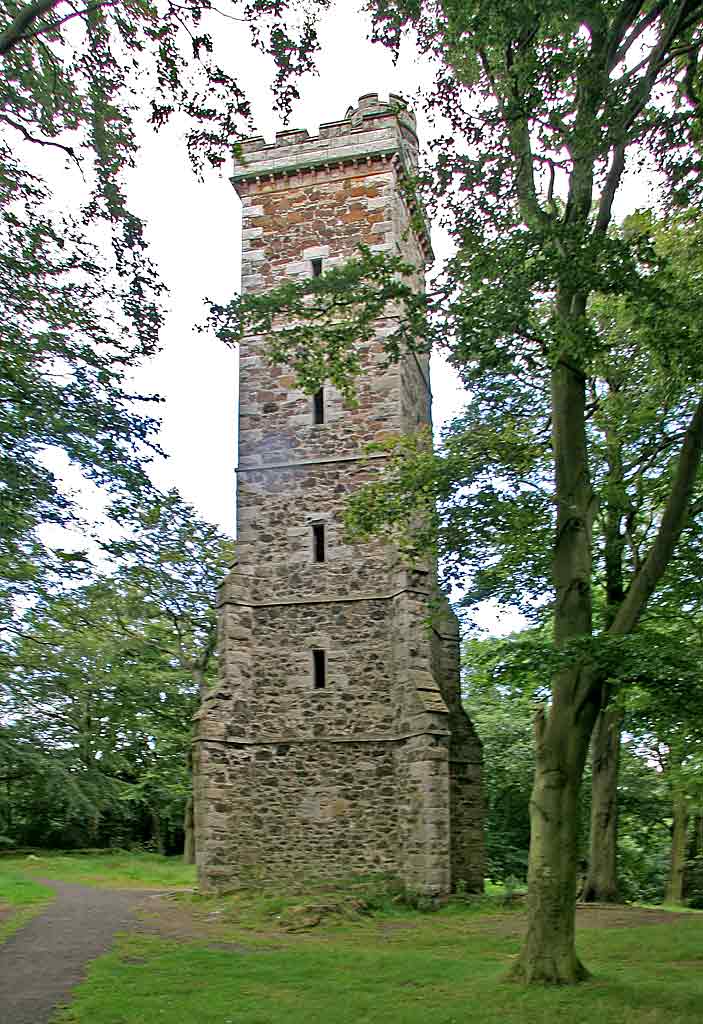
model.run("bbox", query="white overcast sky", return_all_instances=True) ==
[123,4,463,537]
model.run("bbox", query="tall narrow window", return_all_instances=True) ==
[313,649,326,689]
[312,523,325,563]
[311,257,323,277]
[313,387,324,424]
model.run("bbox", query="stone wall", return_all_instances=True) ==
[194,93,484,896]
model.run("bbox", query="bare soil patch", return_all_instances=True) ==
[135,894,290,947]
[484,904,685,937]
[132,893,688,948]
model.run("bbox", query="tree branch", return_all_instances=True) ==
[611,394,703,635]
[595,143,626,234]
[606,0,648,71]
[0,0,60,55]
[0,113,82,169]
[0,0,119,55]
[621,0,695,133]
[477,46,550,229]
[612,0,670,69]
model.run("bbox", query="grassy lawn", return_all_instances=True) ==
[2,851,196,890]
[51,887,703,1024]
[0,865,54,942]
[3,855,701,1022]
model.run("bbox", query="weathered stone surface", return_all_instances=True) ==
[194,94,484,896]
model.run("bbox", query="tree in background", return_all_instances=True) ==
[0,0,328,596]
[216,3,703,982]
[619,619,703,905]
[463,624,703,908]
[463,635,543,884]
[104,489,235,860]
[0,490,233,854]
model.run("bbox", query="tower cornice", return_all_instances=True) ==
[230,92,433,262]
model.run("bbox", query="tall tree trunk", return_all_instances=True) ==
[684,813,703,902]
[512,354,600,983]
[184,658,210,865]
[5,779,12,833]
[193,664,208,700]
[582,705,622,902]
[512,690,597,983]
[151,807,166,856]
[183,745,196,864]
[689,813,703,861]
[183,793,196,865]
[583,385,627,905]
[666,787,690,904]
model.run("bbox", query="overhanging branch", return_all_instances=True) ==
[611,394,703,635]
[0,0,60,55]
[0,0,118,56]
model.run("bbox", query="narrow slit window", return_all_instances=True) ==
[311,257,323,277]
[313,649,326,689]
[313,387,325,424]
[312,523,325,563]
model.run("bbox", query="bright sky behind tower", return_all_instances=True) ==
[122,4,461,537]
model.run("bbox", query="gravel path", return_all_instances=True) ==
[0,880,158,1024]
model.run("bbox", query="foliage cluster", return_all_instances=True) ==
[0,0,328,609]
[466,625,703,906]
[0,490,233,854]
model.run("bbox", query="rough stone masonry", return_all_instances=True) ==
[193,93,484,896]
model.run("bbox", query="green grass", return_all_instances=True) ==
[637,901,702,914]
[1,852,194,942]
[51,899,703,1024]
[2,856,700,1022]
[0,868,53,906]
[3,851,197,890]
[0,865,54,943]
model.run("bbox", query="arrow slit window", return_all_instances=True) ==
[312,649,326,689]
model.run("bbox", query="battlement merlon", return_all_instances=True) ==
[230,92,433,263]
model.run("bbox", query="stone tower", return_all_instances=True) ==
[194,93,483,896]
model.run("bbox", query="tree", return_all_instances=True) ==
[213,2,703,982]
[462,624,686,904]
[1,580,188,848]
[105,490,234,696]
[0,490,233,853]
[0,0,328,593]
[463,633,546,883]
[620,621,703,904]
[0,150,163,611]
[581,209,703,901]
[105,489,235,861]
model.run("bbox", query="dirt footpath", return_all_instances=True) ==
[0,880,159,1024]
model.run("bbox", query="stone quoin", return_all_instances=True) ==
[193,93,484,896]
